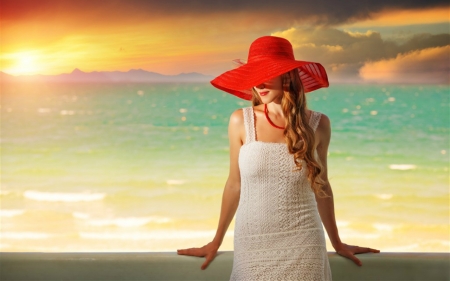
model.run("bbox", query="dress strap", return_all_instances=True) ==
[242,107,256,143]
[309,111,322,132]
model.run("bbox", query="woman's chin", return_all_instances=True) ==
[259,96,272,103]
[260,96,281,104]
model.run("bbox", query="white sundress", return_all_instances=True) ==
[230,107,332,281]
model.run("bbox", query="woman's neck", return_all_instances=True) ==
[266,102,284,118]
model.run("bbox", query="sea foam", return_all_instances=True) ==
[72,212,91,219]
[23,190,105,202]
[375,193,393,200]
[87,217,171,227]
[0,210,25,217]
[373,223,394,232]
[1,232,55,239]
[166,180,185,185]
[389,164,417,170]
[79,230,233,240]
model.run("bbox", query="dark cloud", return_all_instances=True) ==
[295,28,450,63]
[275,27,449,82]
[360,45,449,84]
[399,33,450,53]
[2,0,449,24]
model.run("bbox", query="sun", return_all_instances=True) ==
[2,51,42,75]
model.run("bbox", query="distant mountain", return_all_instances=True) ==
[0,71,15,83]
[0,69,214,83]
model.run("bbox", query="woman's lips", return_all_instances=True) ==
[259,91,269,96]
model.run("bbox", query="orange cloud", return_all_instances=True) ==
[359,46,449,84]
[343,7,449,27]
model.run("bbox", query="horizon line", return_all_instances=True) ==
[1,69,448,86]
[0,68,214,77]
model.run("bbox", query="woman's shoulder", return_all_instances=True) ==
[229,105,256,117]
[312,111,331,134]
[229,108,245,126]
[309,110,329,122]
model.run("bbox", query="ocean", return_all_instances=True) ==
[1,82,448,252]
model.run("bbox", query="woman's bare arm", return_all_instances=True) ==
[177,109,244,269]
[314,114,379,266]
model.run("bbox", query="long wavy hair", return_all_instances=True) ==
[252,69,327,197]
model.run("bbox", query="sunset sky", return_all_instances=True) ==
[1,0,449,83]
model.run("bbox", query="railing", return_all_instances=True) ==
[1,252,448,281]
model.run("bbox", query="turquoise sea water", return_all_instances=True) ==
[1,82,449,252]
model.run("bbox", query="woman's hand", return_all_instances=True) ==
[334,242,380,266]
[177,241,220,270]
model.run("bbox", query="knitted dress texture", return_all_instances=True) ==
[230,107,332,281]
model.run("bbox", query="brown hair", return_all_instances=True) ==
[252,69,327,197]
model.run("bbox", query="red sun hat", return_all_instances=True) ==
[210,36,329,100]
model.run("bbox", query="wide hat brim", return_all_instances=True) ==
[211,58,329,100]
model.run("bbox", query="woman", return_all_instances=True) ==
[178,36,379,280]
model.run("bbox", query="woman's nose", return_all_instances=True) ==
[255,83,265,89]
